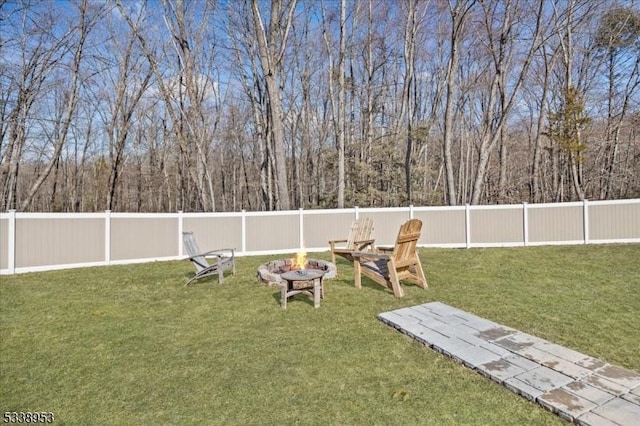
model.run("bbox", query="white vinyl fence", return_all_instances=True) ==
[1,199,638,275]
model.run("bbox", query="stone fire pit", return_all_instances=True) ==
[257,258,337,286]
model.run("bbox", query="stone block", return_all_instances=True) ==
[538,387,597,422]
[577,356,608,371]
[594,365,640,390]
[565,381,617,405]
[477,358,527,383]
[518,346,559,364]
[589,397,640,426]
[456,333,512,358]
[479,342,513,358]
[535,342,590,364]
[502,354,540,371]
[476,326,518,342]
[378,312,422,333]
[583,374,631,397]
[493,332,548,352]
[621,391,640,405]
[409,326,452,350]
[447,323,482,340]
[418,301,462,318]
[446,311,490,326]
[576,411,620,426]
[504,377,544,401]
[433,336,476,361]
[513,366,574,392]
[456,345,503,369]
[382,306,417,318]
[540,357,594,380]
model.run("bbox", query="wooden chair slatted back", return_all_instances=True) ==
[183,232,208,272]
[391,219,422,263]
[346,217,374,249]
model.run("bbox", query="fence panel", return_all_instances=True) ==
[1,199,638,275]
[245,212,299,252]
[414,208,466,247]
[183,215,243,253]
[361,209,411,246]
[589,201,640,242]
[16,215,105,268]
[528,203,584,244]
[303,210,355,250]
[110,216,178,262]
[470,206,523,246]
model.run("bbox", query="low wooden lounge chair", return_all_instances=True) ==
[182,231,235,285]
[328,217,376,266]
[352,218,427,298]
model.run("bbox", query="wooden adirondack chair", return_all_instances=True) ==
[182,232,235,285]
[328,217,376,265]
[352,219,427,298]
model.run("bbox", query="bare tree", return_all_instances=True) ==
[96,11,153,211]
[1,2,72,210]
[2,1,638,212]
[321,0,346,208]
[250,0,296,210]
[594,6,640,199]
[19,0,99,211]
[468,0,544,205]
[442,0,475,205]
[116,0,223,211]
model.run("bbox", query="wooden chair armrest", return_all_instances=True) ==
[377,246,394,253]
[199,248,235,258]
[351,250,390,261]
[328,239,348,245]
[353,239,375,248]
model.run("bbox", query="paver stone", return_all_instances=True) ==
[538,387,597,422]
[590,397,640,425]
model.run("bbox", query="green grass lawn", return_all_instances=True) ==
[1,244,638,425]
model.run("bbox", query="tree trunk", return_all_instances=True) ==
[443,2,473,206]
[250,0,295,210]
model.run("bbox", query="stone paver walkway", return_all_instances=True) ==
[378,302,640,425]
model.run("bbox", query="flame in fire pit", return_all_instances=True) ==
[292,251,307,269]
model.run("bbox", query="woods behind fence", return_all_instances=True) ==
[1,1,639,213]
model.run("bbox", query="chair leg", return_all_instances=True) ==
[354,260,362,289]
[414,256,428,289]
[185,275,199,286]
[387,259,404,298]
[216,258,224,284]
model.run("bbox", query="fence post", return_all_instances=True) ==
[354,206,359,220]
[177,210,183,257]
[7,209,16,274]
[465,204,471,249]
[105,210,111,265]
[523,202,529,247]
[241,209,247,254]
[409,204,414,219]
[299,207,305,249]
[583,199,589,245]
